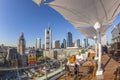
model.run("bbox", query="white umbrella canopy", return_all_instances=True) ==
[77,27,96,39]
[32,0,45,6]
[77,25,110,39]
[47,0,120,27]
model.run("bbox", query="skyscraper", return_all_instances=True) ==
[61,39,66,48]
[67,32,73,47]
[45,26,52,50]
[35,38,41,50]
[42,44,45,50]
[74,39,80,47]
[52,40,55,49]
[63,39,66,48]
[17,32,26,54]
[55,40,60,49]
[17,32,27,67]
[84,38,89,48]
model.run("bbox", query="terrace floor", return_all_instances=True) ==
[57,53,120,80]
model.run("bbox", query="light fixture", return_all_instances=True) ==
[94,22,101,30]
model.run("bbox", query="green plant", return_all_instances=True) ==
[81,49,86,54]
[110,42,116,49]
[37,56,44,62]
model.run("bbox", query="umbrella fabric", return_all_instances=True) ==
[48,0,120,27]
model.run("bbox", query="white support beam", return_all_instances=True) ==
[94,22,103,75]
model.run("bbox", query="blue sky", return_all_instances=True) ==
[0,0,120,47]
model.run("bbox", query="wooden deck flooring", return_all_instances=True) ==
[57,54,120,80]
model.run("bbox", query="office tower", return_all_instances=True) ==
[84,38,89,48]
[61,39,67,48]
[45,27,52,50]
[67,32,73,47]
[53,40,60,49]
[35,38,41,50]
[61,43,64,48]
[74,39,80,47]
[63,39,66,48]
[77,39,80,47]
[53,40,55,49]
[17,32,26,54]
[55,40,60,49]
[42,44,45,50]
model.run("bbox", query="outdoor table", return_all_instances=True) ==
[76,60,96,79]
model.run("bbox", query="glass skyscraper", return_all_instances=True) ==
[67,32,73,47]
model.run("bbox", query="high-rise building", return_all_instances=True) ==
[55,40,60,49]
[53,40,55,49]
[42,44,45,50]
[53,40,60,49]
[61,43,64,48]
[77,39,80,47]
[63,39,66,48]
[67,32,73,47]
[17,32,27,67]
[61,39,66,48]
[74,39,80,47]
[45,27,52,50]
[35,38,41,50]
[17,32,26,54]
[84,38,89,48]
[81,40,84,47]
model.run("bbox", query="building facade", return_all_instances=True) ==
[61,39,66,48]
[74,39,80,47]
[42,44,45,50]
[84,38,89,48]
[17,32,26,54]
[67,32,73,47]
[17,32,27,67]
[54,40,60,49]
[63,39,66,48]
[35,38,41,50]
[45,27,52,50]
[6,48,18,67]
[111,22,120,43]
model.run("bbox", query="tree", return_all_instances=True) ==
[37,56,44,62]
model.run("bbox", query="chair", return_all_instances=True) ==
[77,66,90,79]
[114,66,120,80]
[65,65,75,76]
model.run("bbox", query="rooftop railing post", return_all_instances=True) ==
[44,50,48,80]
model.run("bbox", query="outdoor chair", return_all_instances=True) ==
[76,66,90,80]
[114,66,120,80]
[65,65,75,76]
[79,57,97,80]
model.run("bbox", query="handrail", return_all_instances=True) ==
[35,67,65,80]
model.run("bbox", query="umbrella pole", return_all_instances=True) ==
[94,22,103,75]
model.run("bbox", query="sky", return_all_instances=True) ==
[0,0,120,47]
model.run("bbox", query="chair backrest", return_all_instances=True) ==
[78,66,89,75]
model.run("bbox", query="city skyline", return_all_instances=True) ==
[0,0,120,47]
